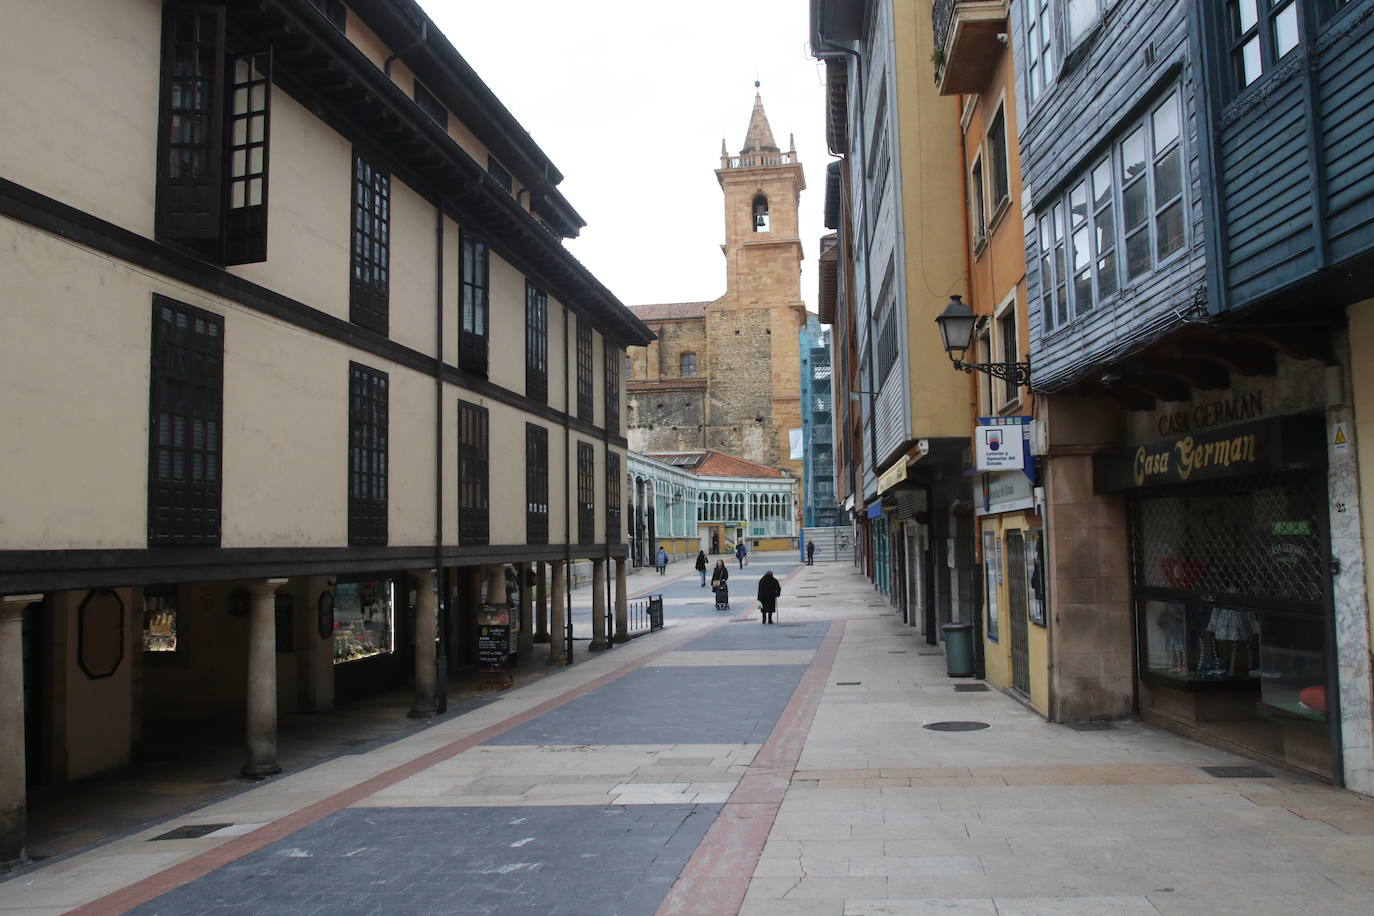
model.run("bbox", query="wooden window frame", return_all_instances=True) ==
[460,233,489,376]
[525,423,549,545]
[458,401,490,546]
[349,151,390,335]
[986,105,1011,215]
[970,153,988,250]
[148,296,224,547]
[577,441,595,545]
[348,363,388,546]
[413,80,446,128]
[487,155,513,193]
[1025,0,1055,103]
[576,318,594,422]
[526,281,548,404]
[1227,0,1306,96]
[679,351,697,378]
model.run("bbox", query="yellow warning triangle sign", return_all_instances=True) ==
[1334,427,1348,445]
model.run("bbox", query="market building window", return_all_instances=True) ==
[347,363,388,546]
[576,318,594,422]
[1039,87,1184,331]
[155,4,272,265]
[332,578,395,664]
[350,151,389,334]
[526,280,548,404]
[606,452,621,543]
[680,352,697,377]
[460,233,489,376]
[526,423,548,544]
[148,297,223,546]
[459,400,489,546]
[577,441,595,545]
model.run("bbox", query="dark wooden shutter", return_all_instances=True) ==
[577,442,595,545]
[606,452,621,544]
[459,235,489,376]
[224,48,272,265]
[526,281,547,404]
[576,319,594,421]
[348,364,388,545]
[148,297,223,546]
[604,343,620,434]
[459,401,489,545]
[156,4,226,245]
[350,153,390,335]
[526,424,549,544]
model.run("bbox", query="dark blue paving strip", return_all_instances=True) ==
[128,804,719,916]
[484,664,809,746]
[679,619,829,652]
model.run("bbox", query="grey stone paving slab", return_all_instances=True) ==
[127,804,720,916]
[485,664,808,746]
[680,619,829,652]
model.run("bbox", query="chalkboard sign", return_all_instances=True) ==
[478,624,510,670]
[647,595,664,631]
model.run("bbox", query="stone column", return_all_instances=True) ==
[243,578,287,778]
[517,563,534,663]
[590,559,608,651]
[485,565,507,610]
[533,561,550,643]
[547,561,567,667]
[614,558,630,644]
[408,569,438,719]
[1,595,39,868]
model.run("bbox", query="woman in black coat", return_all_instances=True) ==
[757,571,781,624]
[711,560,730,609]
[695,550,709,587]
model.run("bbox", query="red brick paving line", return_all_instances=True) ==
[69,620,731,916]
[656,619,847,915]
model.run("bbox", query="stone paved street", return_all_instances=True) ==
[2,554,1372,915]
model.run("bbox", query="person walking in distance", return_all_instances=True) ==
[695,550,708,587]
[757,570,781,624]
[806,540,815,565]
[735,540,748,569]
[656,546,668,575]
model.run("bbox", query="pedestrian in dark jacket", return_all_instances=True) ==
[695,550,708,586]
[656,546,668,574]
[735,541,748,569]
[711,560,730,610]
[806,540,815,565]
[757,571,781,624]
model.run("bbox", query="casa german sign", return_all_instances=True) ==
[1093,415,1326,492]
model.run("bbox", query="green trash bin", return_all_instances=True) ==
[941,622,975,678]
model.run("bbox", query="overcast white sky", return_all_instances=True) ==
[420,0,829,311]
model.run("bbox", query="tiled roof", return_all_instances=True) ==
[629,301,711,321]
[644,450,788,479]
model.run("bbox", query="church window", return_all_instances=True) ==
[752,194,770,231]
[680,352,697,377]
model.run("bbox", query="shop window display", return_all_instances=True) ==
[142,585,178,653]
[332,578,395,664]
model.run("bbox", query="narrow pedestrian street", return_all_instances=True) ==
[1,554,1371,916]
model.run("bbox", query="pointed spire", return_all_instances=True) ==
[740,81,780,156]
[721,138,728,156]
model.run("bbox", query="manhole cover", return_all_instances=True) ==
[953,684,989,692]
[149,823,233,841]
[835,681,862,686]
[923,721,990,732]
[1070,721,1116,731]
[1201,765,1271,778]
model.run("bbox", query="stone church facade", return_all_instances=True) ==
[626,91,807,481]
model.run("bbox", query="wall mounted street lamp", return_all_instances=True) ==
[934,295,1031,388]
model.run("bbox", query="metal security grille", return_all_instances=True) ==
[1132,472,1325,606]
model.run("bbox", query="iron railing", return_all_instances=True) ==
[933,0,956,61]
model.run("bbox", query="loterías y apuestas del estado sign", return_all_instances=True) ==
[1092,415,1325,492]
